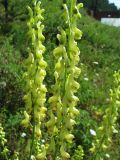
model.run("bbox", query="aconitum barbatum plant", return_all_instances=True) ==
[46,0,83,159]
[90,70,120,160]
[21,0,47,159]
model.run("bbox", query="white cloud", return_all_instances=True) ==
[109,0,120,8]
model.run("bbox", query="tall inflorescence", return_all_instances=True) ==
[90,70,120,160]
[46,0,83,159]
[21,0,47,159]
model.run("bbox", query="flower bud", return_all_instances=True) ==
[60,145,70,159]
[46,114,57,128]
[39,59,47,68]
[49,96,58,103]
[53,45,66,58]
[64,133,74,143]
[57,29,66,44]
[73,67,81,78]
[36,50,42,59]
[102,144,107,150]
[69,106,79,115]
[36,145,46,160]
[35,124,41,138]
[38,29,45,42]
[73,27,82,40]
[21,111,30,128]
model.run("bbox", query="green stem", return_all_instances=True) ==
[29,95,35,160]
[70,0,73,22]
[5,153,9,160]
[92,135,106,160]
[68,0,73,60]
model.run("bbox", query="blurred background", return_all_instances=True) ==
[79,0,120,26]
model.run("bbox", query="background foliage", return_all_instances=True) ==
[0,0,120,159]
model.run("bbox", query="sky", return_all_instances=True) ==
[109,0,120,8]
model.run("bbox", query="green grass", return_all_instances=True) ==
[78,10,120,106]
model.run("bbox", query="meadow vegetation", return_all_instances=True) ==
[0,0,120,159]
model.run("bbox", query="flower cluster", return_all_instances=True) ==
[21,0,47,159]
[0,123,9,159]
[90,70,120,159]
[72,145,84,160]
[46,0,83,158]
